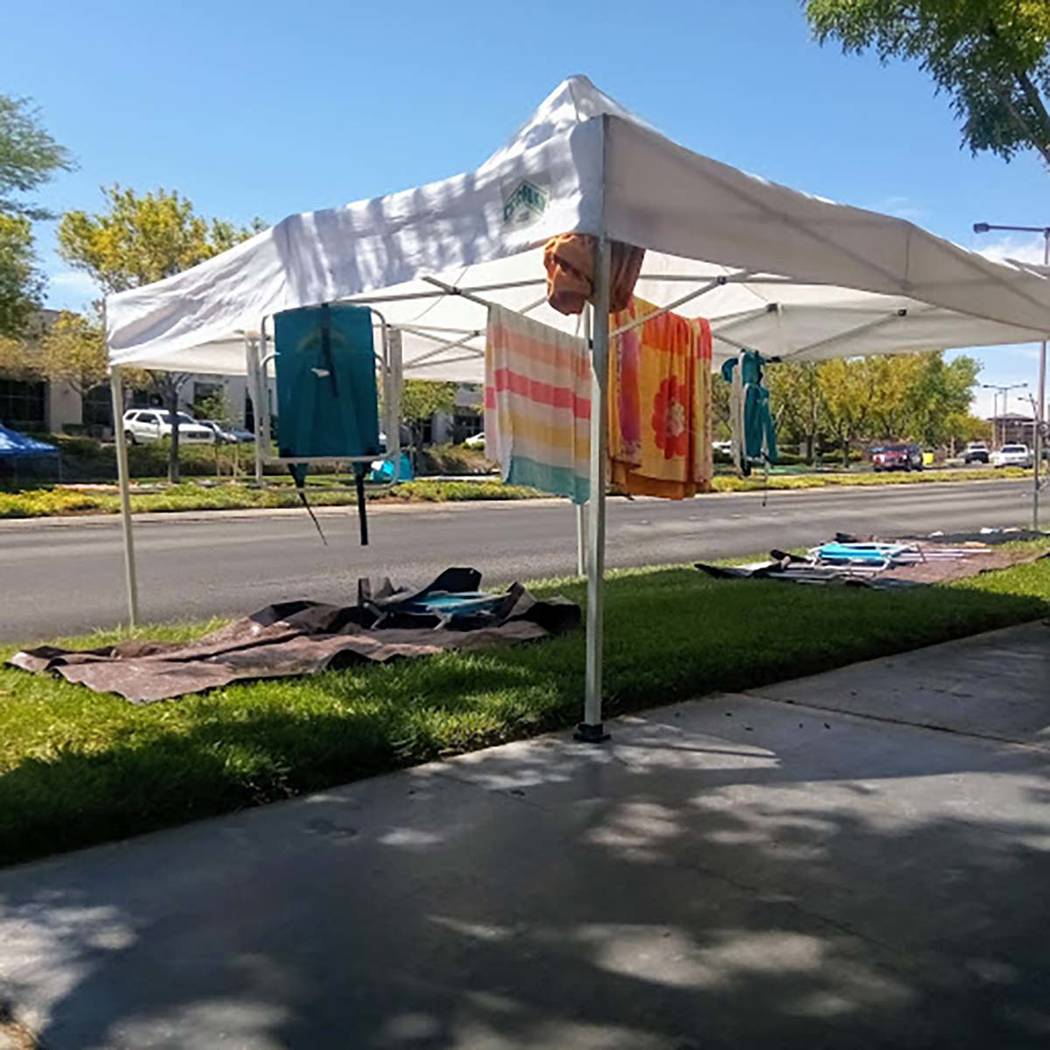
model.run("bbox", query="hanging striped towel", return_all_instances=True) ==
[484,305,590,503]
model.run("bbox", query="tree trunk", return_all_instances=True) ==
[841,433,850,469]
[804,431,817,465]
[168,384,181,484]
[413,424,425,474]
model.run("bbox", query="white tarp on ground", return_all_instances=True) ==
[106,76,1050,378]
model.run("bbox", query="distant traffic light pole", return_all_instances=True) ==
[973,222,1049,530]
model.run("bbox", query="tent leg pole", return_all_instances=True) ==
[1036,337,1046,531]
[110,367,139,629]
[575,503,587,576]
[247,333,265,485]
[574,302,592,578]
[576,238,611,744]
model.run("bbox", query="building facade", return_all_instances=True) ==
[988,413,1037,447]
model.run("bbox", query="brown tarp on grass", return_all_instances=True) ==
[10,578,580,704]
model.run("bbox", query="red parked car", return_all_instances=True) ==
[871,443,924,472]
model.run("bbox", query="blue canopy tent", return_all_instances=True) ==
[0,425,60,483]
[0,425,58,459]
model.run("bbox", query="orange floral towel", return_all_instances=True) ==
[543,234,645,316]
[608,297,713,499]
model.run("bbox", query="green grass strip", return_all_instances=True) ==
[0,467,1035,519]
[0,547,1047,867]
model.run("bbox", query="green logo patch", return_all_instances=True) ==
[502,179,549,226]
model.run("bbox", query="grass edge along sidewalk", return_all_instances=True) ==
[0,466,1035,519]
[1,545,1048,868]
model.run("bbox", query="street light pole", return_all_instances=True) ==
[973,222,1049,530]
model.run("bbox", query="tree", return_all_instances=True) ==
[0,215,44,336]
[767,361,825,462]
[897,352,981,445]
[58,186,262,481]
[0,95,73,219]
[399,379,458,461]
[0,331,39,381]
[944,410,992,454]
[806,1,1050,165]
[711,371,731,440]
[817,357,879,466]
[0,96,72,336]
[38,311,108,399]
[194,388,234,426]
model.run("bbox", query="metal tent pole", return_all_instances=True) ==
[1034,232,1049,531]
[244,333,264,484]
[575,304,593,578]
[576,235,611,743]
[109,366,139,628]
[576,504,587,576]
[254,323,270,481]
[1036,346,1046,529]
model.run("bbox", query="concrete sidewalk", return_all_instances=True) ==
[0,623,1047,1048]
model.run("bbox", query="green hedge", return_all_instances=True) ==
[417,442,496,476]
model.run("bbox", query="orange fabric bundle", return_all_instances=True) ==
[607,297,713,499]
[543,234,645,315]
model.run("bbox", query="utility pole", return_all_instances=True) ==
[973,222,1048,530]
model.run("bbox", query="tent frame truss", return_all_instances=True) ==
[104,250,1047,741]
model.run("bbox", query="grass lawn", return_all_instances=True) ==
[0,466,1033,519]
[1,547,1048,868]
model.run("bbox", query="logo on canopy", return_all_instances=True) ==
[502,179,548,227]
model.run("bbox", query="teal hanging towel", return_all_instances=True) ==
[720,350,778,477]
[274,303,380,461]
[274,304,381,544]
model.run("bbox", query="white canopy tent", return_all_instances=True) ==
[106,76,1050,737]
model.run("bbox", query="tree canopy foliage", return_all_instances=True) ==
[39,310,108,396]
[400,379,459,428]
[712,351,984,460]
[58,185,262,294]
[0,96,72,336]
[0,215,42,336]
[57,186,262,480]
[0,95,73,220]
[760,351,985,461]
[806,0,1050,165]
[0,329,39,381]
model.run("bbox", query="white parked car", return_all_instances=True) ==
[991,443,1034,468]
[463,432,486,450]
[122,410,215,445]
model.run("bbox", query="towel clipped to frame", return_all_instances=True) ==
[250,303,403,545]
[721,349,778,478]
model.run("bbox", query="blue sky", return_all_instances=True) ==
[4,0,1047,416]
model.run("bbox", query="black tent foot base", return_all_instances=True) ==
[574,722,610,744]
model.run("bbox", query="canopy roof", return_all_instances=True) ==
[0,425,58,459]
[106,76,1050,380]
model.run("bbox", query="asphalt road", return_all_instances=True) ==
[0,479,1034,642]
